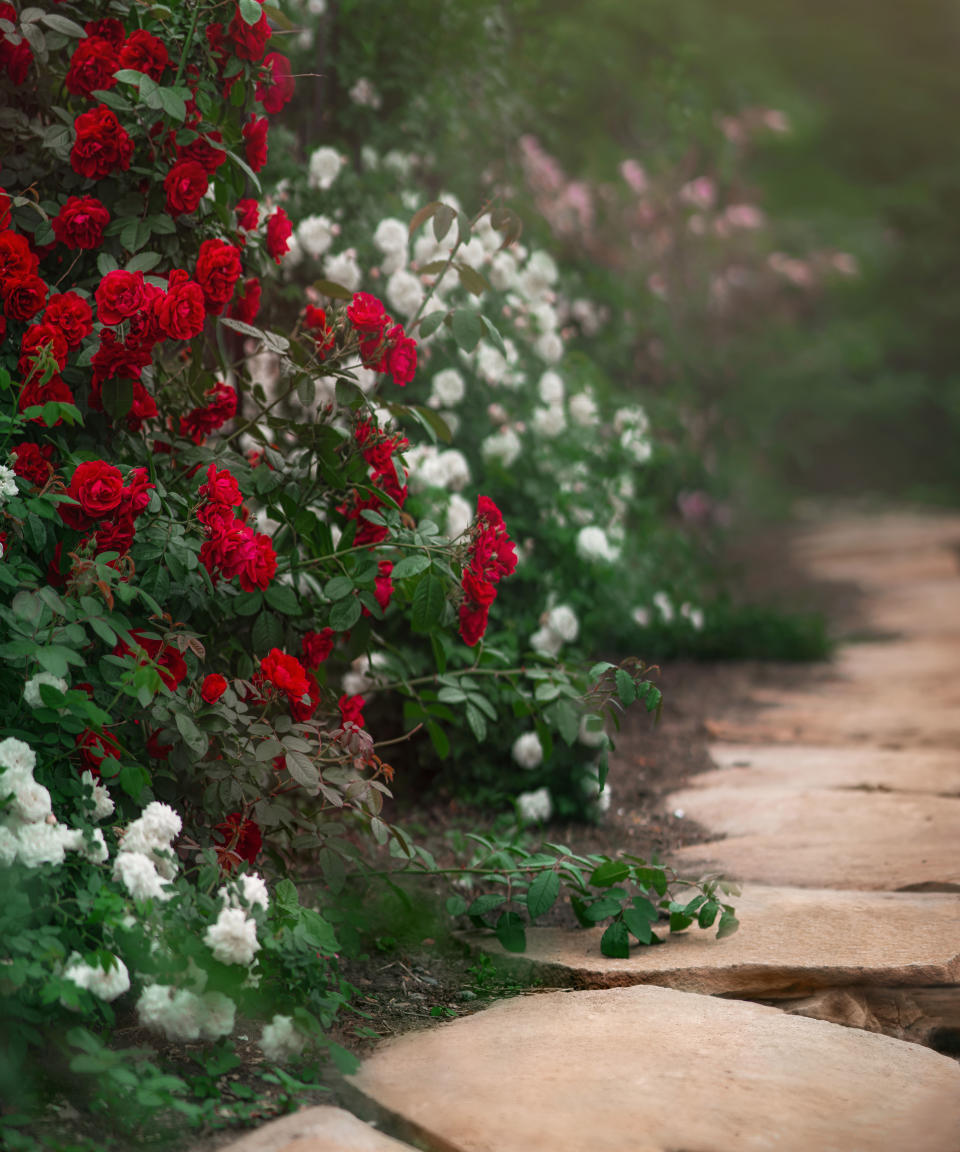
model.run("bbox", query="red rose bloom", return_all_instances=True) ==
[240,532,277,591]
[145,729,172,760]
[213,811,262,866]
[338,693,366,728]
[76,728,122,775]
[117,629,188,692]
[227,0,271,61]
[52,196,111,250]
[228,277,261,324]
[265,207,292,263]
[117,29,169,80]
[95,269,147,326]
[199,463,243,506]
[163,160,208,217]
[178,131,227,174]
[19,325,68,384]
[374,560,394,611]
[11,442,54,488]
[65,36,119,98]
[18,376,74,422]
[256,52,294,114]
[235,198,260,231]
[85,18,125,44]
[0,189,10,231]
[195,239,243,313]
[1,37,32,86]
[0,230,38,285]
[180,379,237,442]
[43,293,94,349]
[201,673,228,703]
[260,648,309,700]
[94,516,136,556]
[347,292,388,332]
[385,324,418,386]
[70,105,134,181]
[65,460,125,522]
[155,269,206,339]
[90,330,153,387]
[458,602,489,647]
[242,115,268,172]
[301,628,335,667]
[3,275,47,322]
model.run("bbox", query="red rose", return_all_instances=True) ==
[52,196,111,250]
[0,230,38,285]
[347,292,388,332]
[180,380,237,443]
[240,532,277,591]
[11,442,54,488]
[117,466,154,520]
[1,35,32,86]
[43,293,94,349]
[19,324,68,383]
[3,275,47,322]
[213,811,262,866]
[458,602,489,647]
[117,29,169,80]
[67,460,125,520]
[18,376,74,423]
[235,198,260,231]
[178,131,227,174]
[85,18,125,44]
[65,36,119,98]
[338,693,366,728]
[75,729,122,775]
[94,515,136,557]
[242,115,268,172]
[227,1,271,61]
[462,568,497,607]
[260,648,309,700]
[95,269,147,326]
[199,463,243,506]
[194,239,243,313]
[265,207,291,263]
[0,189,10,231]
[301,628,335,667]
[154,269,206,339]
[375,560,394,611]
[70,105,135,181]
[256,52,294,114]
[145,729,172,760]
[163,160,208,217]
[385,324,418,386]
[117,630,188,692]
[201,673,228,703]
[228,277,261,324]
[90,330,153,387]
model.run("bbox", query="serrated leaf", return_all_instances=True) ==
[451,309,483,353]
[238,0,263,25]
[390,554,430,580]
[480,315,507,355]
[417,310,448,338]
[464,701,487,743]
[669,911,694,933]
[323,575,354,600]
[432,204,456,242]
[39,12,84,35]
[455,262,490,295]
[408,200,441,236]
[589,860,630,888]
[467,893,505,920]
[717,909,740,939]
[264,584,301,615]
[600,918,630,959]
[491,911,525,953]
[231,590,263,616]
[284,749,319,792]
[436,686,466,704]
[411,574,445,632]
[615,668,637,706]
[328,595,360,632]
[697,900,719,929]
[426,721,449,758]
[526,870,559,921]
[622,907,655,944]
[311,278,353,300]
[251,611,283,652]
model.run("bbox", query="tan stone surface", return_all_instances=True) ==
[350,985,960,1152]
[698,743,960,795]
[462,885,960,994]
[667,785,960,889]
[210,1106,416,1152]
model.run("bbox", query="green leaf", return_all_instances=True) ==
[389,554,430,580]
[697,900,720,929]
[411,574,445,632]
[426,721,449,758]
[480,315,507,356]
[157,86,187,122]
[238,0,263,26]
[175,711,208,756]
[251,611,283,652]
[600,919,630,959]
[39,12,85,35]
[494,911,526,953]
[323,575,354,600]
[526,870,560,921]
[467,893,506,921]
[451,309,483,353]
[408,200,441,236]
[436,686,466,704]
[417,311,448,338]
[669,911,694,933]
[264,584,301,615]
[432,204,456,242]
[445,895,468,918]
[231,590,263,616]
[329,596,361,632]
[588,860,630,888]
[580,896,623,922]
[588,661,616,680]
[125,250,162,273]
[455,262,490,295]
[615,668,637,706]
[310,278,353,300]
[717,909,740,939]
[464,701,487,743]
[622,907,655,944]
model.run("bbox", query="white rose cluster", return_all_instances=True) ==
[260,1014,308,1063]
[296,213,336,260]
[516,786,552,825]
[530,603,579,657]
[136,984,235,1041]
[63,954,130,1002]
[0,736,102,869]
[511,731,543,770]
[0,462,18,501]
[307,146,345,191]
[113,801,182,902]
[405,446,471,493]
[204,906,261,967]
[575,526,620,564]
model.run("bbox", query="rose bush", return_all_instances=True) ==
[0,0,667,1141]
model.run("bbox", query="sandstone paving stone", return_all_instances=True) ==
[460,885,960,996]
[666,785,960,889]
[207,1105,417,1152]
[348,985,960,1152]
[697,744,960,795]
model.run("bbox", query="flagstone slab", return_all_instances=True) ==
[349,985,960,1152]
[209,1105,417,1152]
[698,744,960,795]
[667,785,960,889]
[461,886,960,996]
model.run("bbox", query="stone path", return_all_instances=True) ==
[218,510,960,1151]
